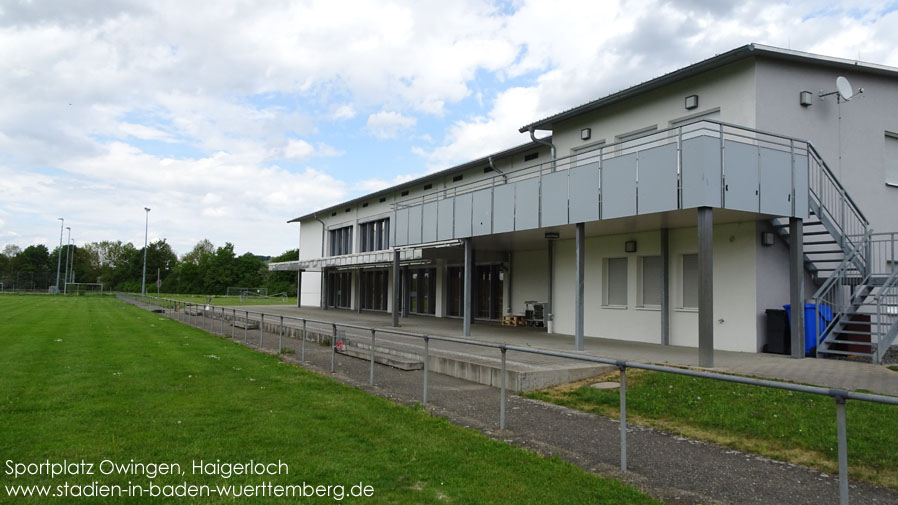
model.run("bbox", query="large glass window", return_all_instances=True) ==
[681,253,698,309]
[604,257,628,306]
[406,267,436,315]
[328,226,353,256]
[326,271,352,308]
[359,269,388,311]
[885,133,898,186]
[445,264,503,319]
[360,218,390,252]
[639,256,662,308]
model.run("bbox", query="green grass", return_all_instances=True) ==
[0,296,659,504]
[150,292,297,306]
[525,370,898,488]
[888,365,898,373]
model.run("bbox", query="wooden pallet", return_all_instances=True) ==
[501,314,526,327]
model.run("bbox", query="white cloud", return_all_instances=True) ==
[366,111,417,139]
[283,139,315,160]
[331,104,356,120]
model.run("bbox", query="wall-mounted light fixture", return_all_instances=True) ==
[580,128,591,141]
[799,91,813,107]
[684,95,699,110]
[545,232,560,240]
[625,240,637,253]
[761,232,775,246]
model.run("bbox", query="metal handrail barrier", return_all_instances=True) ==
[117,292,898,505]
[873,268,898,363]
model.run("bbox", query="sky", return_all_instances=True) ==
[1,0,898,258]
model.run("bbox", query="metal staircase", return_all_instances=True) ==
[771,144,897,362]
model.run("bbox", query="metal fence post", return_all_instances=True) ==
[330,323,337,373]
[836,396,849,505]
[620,364,628,472]
[422,336,430,404]
[279,316,284,354]
[244,310,248,344]
[500,345,507,430]
[301,319,306,362]
[260,314,265,348]
[231,308,236,339]
[370,328,376,386]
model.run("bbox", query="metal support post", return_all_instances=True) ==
[661,228,670,345]
[547,238,554,332]
[422,336,430,404]
[500,346,507,430]
[220,307,224,335]
[279,316,284,354]
[231,309,236,339]
[836,396,849,505]
[463,238,473,337]
[330,323,337,373]
[301,319,307,362]
[575,222,585,350]
[790,217,805,359]
[620,365,628,472]
[297,270,302,308]
[260,314,265,348]
[369,329,376,386]
[392,250,400,327]
[697,207,714,368]
[244,311,248,344]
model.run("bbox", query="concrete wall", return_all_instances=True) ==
[549,222,758,353]
[510,248,549,315]
[550,60,757,157]
[755,58,898,234]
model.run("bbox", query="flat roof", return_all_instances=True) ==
[519,43,898,133]
[288,138,547,223]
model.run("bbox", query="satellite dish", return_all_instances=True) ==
[836,76,853,101]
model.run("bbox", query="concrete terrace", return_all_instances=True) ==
[218,303,898,396]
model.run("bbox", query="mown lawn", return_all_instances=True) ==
[525,369,898,489]
[0,295,659,504]
[146,293,297,306]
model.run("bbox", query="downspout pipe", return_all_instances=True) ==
[313,213,326,257]
[488,156,508,184]
[528,127,556,170]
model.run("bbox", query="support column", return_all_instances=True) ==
[296,270,303,308]
[402,266,410,318]
[320,268,327,310]
[661,228,670,345]
[356,269,362,313]
[789,218,805,359]
[547,239,554,333]
[392,250,400,327]
[463,238,473,337]
[698,207,714,368]
[575,223,585,351]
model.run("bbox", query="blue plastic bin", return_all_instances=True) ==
[783,303,834,356]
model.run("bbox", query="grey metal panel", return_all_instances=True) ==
[395,207,409,246]
[638,143,678,214]
[794,154,809,220]
[540,171,569,226]
[514,178,539,230]
[602,153,637,219]
[472,188,492,236]
[408,205,422,244]
[493,184,515,233]
[681,136,722,208]
[723,140,759,212]
[759,147,792,216]
[454,193,473,238]
[437,198,454,241]
[569,163,600,223]
[422,202,438,243]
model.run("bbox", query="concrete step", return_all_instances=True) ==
[337,344,424,371]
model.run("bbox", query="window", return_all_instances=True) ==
[483,166,494,173]
[886,133,898,186]
[524,152,539,162]
[604,257,628,306]
[400,190,409,196]
[571,141,605,168]
[406,267,437,315]
[360,269,388,311]
[359,218,390,252]
[452,174,463,182]
[379,197,387,203]
[681,253,698,309]
[326,271,352,309]
[423,183,432,190]
[328,226,353,256]
[639,256,662,307]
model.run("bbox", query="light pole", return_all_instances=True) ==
[69,237,75,283]
[141,207,150,296]
[63,227,71,294]
[55,218,64,294]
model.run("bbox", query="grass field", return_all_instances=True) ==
[525,369,898,488]
[0,295,659,504]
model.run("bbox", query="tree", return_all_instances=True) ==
[182,239,214,265]
[2,244,21,258]
[18,245,50,273]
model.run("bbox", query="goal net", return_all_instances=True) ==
[225,287,268,300]
[65,282,104,296]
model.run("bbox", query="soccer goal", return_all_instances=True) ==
[225,287,268,300]
[65,282,104,296]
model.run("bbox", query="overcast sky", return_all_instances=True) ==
[1,0,897,257]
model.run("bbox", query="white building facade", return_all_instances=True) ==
[272,45,898,363]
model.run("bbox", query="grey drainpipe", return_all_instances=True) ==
[488,156,508,183]
[313,213,327,309]
[528,127,556,170]
[313,213,326,257]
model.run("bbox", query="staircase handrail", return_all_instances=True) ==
[872,268,898,363]
[806,144,869,233]
[812,231,871,303]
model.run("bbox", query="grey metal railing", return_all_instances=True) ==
[118,292,898,505]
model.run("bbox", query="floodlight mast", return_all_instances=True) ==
[55,218,64,294]
[63,227,71,295]
[141,207,150,296]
